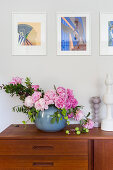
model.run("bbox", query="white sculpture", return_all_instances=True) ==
[101,74,113,131]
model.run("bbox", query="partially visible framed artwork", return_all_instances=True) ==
[12,12,46,55]
[100,13,113,55]
[57,13,91,55]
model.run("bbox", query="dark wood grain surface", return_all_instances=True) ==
[1,124,113,170]
[94,140,113,170]
[1,124,113,140]
[0,155,88,170]
[0,139,88,155]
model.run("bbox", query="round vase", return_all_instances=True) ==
[35,106,67,132]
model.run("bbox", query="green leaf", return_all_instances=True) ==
[50,115,54,117]
[36,111,39,118]
[51,117,56,124]
[62,108,67,116]
[25,77,32,87]
[56,117,59,123]
[64,116,68,120]
[60,116,63,120]
[28,111,32,116]
[80,120,82,125]
[30,117,34,123]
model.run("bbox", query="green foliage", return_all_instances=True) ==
[12,105,38,123]
[25,77,32,88]
[1,77,92,134]
[51,117,56,124]
[50,110,64,124]
[61,108,67,116]
[3,78,34,101]
[64,116,68,120]
[12,105,29,113]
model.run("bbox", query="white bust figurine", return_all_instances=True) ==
[101,74,113,131]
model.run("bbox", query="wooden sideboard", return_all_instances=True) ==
[0,125,113,170]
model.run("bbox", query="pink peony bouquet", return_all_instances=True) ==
[1,77,94,134]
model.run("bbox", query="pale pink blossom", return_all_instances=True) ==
[35,98,48,111]
[9,77,22,85]
[44,90,57,105]
[9,81,16,85]
[24,96,34,108]
[83,119,94,129]
[32,85,39,91]
[74,110,84,121]
[32,92,41,103]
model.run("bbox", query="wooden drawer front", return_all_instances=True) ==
[0,155,88,170]
[94,140,113,170]
[0,140,88,156]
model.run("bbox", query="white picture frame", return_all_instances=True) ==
[12,12,46,55]
[100,13,113,55]
[57,13,91,56]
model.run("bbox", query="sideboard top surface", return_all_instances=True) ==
[0,124,113,140]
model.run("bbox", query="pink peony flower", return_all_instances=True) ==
[71,98,78,108]
[65,97,78,110]
[65,98,72,110]
[9,77,22,85]
[83,119,94,129]
[56,87,66,95]
[74,110,84,121]
[44,90,57,105]
[68,112,74,118]
[32,92,42,103]
[32,85,39,91]
[35,98,48,111]
[55,96,66,109]
[24,96,34,108]
[67,88,74,97]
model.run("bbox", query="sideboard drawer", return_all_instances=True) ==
[0,140,88,156]
[0,155,88,170]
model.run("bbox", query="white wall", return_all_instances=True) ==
[0,0,113,132]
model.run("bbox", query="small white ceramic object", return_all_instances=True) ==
[101,74,113,131]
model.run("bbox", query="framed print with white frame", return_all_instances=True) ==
[12,12,46,55]
[100,13,113,55]
[57,13,91,55]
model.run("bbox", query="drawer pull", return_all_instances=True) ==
[32,145,54,150]
[33,162,54,167]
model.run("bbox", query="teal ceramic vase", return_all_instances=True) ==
[35,106,67,132]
